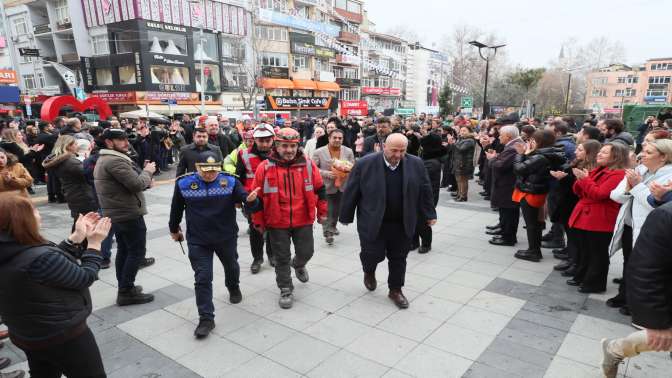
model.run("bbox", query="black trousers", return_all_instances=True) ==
[360,222,411,290]
[188,239,239,320]
[413,219,432,248]
[574,229,613,291]
[23,327,106,378]
[499,206,520,242]
[546,189,565,243]
[566,226,579,265]
[520,198,543,251]
[616,225,633,300]
[46,171,63,200]
[248,217,273,262]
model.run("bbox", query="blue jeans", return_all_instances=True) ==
[113,216,147,290]
[188,238,240,320]
[98,209,114,261]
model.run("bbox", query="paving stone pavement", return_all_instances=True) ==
[3,175,672,377]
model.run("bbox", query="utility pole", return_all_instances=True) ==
[469,41,505,120]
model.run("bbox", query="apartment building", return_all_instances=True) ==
[360,30,405,113]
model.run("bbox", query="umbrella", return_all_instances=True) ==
[119,109,167,119]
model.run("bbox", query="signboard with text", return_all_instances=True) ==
[90,91,137,104]
[339,100,368,117]
[267,96,333,110]
[362,87,401,96]
[0,70,18,84]
[262,66,290,79]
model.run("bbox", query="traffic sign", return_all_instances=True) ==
[461,96,473,108]
[395,108,415,115]
[19,48,40,57]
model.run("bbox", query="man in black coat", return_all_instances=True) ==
[361,117,393,156]
[487,125,524,246]
[204,118,236,159]
[176,127,224,176]
[340,133,436,309]
[601,202,672,378]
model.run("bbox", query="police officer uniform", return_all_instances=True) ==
[168,153,259,338]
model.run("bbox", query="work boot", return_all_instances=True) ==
[194,319,215,339]
[250,259,263,274]
[138,257,155,269]
[228,286,242,304]
[279,288,293,309]
[364,272,377,291]
[292,259,309,283]
[117,286,154,306]
[600,339,622,378]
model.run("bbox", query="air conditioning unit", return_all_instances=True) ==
[61,17,70,24]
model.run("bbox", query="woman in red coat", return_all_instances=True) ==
[567,142,630,293]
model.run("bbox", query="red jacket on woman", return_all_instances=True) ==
[568,166,625,233]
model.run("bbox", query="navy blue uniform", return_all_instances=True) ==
[169,172,259,320]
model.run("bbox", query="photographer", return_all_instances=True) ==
[636,116,655,154]
[0,196,111,377]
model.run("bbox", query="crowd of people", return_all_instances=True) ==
[0,109,671,377]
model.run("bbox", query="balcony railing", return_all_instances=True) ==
[337,30,360,45]
[61,53,79,63]
[336,54,360,65]
[334,8,363,23]
[33,23,51,34]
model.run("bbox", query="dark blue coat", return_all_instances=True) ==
[339,152,436,241]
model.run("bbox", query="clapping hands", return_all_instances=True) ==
[70,212,112,250]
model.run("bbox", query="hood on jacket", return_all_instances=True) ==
[0,232,34,265]
[42,152,74,170]
[609,132,635,146]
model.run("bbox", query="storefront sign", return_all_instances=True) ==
[362,87,401,96]
[146,21,187,33]
[81,57,94,88]
[644,96,668,104]
[91,91,137,104]
[267,96,333,110]
[262,66,289,79]
[0,86,20,103]
[258,9,339,37]
[291,42,316,56]
[135,52,143,84]
[152,54,187,65]
[157,84,187,92]
[339,100,368,117]
[394,108,415,115]
[141,92,196,101]
[315,47,335,59]
[0,70,18,84]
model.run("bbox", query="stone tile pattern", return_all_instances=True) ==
[3,179,671,378]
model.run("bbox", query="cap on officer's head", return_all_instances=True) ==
[102,128,128,140]
[253,123,275,138]
[194,151,222,172]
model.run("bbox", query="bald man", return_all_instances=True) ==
[340,133,437,309]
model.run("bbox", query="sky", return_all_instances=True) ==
[364,0,671,67]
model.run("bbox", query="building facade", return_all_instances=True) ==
[584,58,672,114]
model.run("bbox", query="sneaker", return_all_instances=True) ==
[279,288,293,309]
[292,258,309,283]
[138,257,155,269]
[116,286,154,306]
[600,338,622,378]
[250,259,263,274]
[194,319,215,339]
[228,286,242,304]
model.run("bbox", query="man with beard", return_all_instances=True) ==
[94,129,156,306]
[251,128,327,309]
[235,123,276,273]
[204,117,236,160]
[340,133,436,308]
[361,117,393,156]
[176,127,224,176]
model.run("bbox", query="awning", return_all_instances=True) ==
[292,79,318,90]
[259,78,295,89]
[316,81,340,91]
[0,86,20,103]
[146,105,200,115]
[201,105,226,115]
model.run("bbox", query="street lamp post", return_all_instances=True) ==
[469,41,505,119]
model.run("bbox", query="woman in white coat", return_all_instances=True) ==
[608,138,672,315]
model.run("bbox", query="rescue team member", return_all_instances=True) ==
[235,124,276,273]
[168,152,261,338]
[251,128,327,309]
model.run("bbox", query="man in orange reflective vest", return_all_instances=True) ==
[235,123,275,274]
[251,128,327,309]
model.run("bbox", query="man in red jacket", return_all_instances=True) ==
[252,128,327,309]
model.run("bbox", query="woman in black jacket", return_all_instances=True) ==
[42,135,98,225]
[549,140,601,274]
[0,194,111,377]
[512,130,566,262]
[412,132,448,253]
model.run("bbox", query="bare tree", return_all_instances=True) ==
[385,24,420,43]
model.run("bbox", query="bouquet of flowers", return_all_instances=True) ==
[331,159,354,189]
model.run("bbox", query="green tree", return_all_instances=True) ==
[438,84,454,117]
[508,68,546,97]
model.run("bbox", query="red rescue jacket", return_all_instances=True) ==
[239,147,263,192]
[569,166,625,233]
[252,151,327,230]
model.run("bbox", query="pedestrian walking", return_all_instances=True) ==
[175,127,224,176]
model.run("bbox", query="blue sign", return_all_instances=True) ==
[74,87,86,101]
[161,99,178,105]
[258,9,340,37]
[0,86,20,103]
[644,96,668,104]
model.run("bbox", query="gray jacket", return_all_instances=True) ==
[312,145,355,194]
[94,149,152,222]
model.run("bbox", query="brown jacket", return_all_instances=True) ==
[0,163,33,197]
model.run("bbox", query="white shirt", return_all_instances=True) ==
[384,155,399,171]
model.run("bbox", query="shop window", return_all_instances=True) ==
[96,68,113,86]
[150,65,190,85]
[268,89,289,96]
[195,63,221,92]
[293,89,311,97]
[118,66,136,85]
[192,32,218,62]
[113,31,135,54]
[23,74,35,90]
[148,30,187,56]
